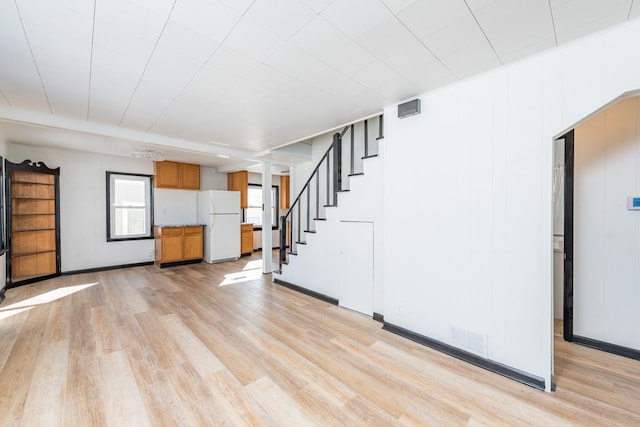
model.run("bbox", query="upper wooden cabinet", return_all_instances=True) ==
[280,175,290,209]
[228,171,248,208]
[154,161,200,190]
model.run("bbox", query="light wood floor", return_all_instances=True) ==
[1,254,639,426]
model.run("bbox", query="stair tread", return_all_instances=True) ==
[362,154,378,159]
[295,241,307,245]
[303,230,316,233]
[313,218,326,221]
[337,189,350,193]
[348,172,364,177]
[376,136,384,141]
[323,204,337,207]
[288,251,298,256]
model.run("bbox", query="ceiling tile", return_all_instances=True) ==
[170,0,240,42]
[289,15,350,58]
[380,0,418,14]
[474,0,555,61]
[314,41,380,78]
[15,0,93,116]
[245,0,316,40]
[265,43,321,77]
[355,17,415,59]
[158,20,221,63]
[300,0,336,13]
[0,55,50,111]
[397,0,469,38]
[206,45,261,78]
[95,0,174,42]
[321,0,393,39]
[381,37,456,89]
[216,0,255,15]
[223,18,286,62]
[183,63,241,101]
[466,0,498,11]
[297,62,366,99]
[550,0,631,44]
[417,15,499,71]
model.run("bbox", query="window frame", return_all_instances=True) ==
[244,183,279,230]
[106,171,154,242]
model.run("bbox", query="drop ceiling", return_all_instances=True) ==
[0,0,638,167]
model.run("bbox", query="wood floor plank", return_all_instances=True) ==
[1,254,639,425]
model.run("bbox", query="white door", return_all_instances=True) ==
[338,221,374,316]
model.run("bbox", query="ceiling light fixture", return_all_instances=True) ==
[208,141,230,147]
[217,154,230,159]
[131,150,164,161]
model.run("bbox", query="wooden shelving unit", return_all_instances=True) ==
[7,163,61,286]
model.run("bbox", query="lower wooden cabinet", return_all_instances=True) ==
[155,225,204,267]
[241,223,253,255]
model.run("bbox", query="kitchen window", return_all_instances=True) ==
[106,172,154,241]
[245,184,278,229]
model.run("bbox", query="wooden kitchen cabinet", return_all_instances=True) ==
[280,175,290,209]
[154,225,204,267]
[154,161,200,190]
[241,223,253,255]
[227,171,248,208]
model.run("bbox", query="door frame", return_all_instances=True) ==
[561,129,640,360]
[561,130,574,342]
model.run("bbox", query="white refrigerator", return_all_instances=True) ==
[197,190,241,263]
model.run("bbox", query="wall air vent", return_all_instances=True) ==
[398,98,421,118]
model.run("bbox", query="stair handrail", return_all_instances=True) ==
[278,126,348,269]
[277,113,384,271]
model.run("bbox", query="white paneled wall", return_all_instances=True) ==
[574,97,640,351]
[384,18,640,391]
[8,144,155,272]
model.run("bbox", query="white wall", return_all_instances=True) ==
[382,18,640,390]
[200,166,228,191]
[573,97,640,350]
[154,189,197,225]
[8,144,155,272]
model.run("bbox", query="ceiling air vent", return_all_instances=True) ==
[398,98,421,118]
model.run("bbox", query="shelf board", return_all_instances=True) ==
[11,197,56,201]
[12,213,55,216]
[12,249,57,257]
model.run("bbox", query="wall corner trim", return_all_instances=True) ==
[382,322,546,391]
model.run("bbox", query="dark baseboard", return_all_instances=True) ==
[382,322,546,391]
[62,261,155,276]
[158,259,202,269]
[373,312,384,323]
[0,288,5,304]
[574,335,640,361]
[273,278,338,306]
[9,273,61,289]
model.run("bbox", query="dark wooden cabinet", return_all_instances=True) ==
[154,161,200,190]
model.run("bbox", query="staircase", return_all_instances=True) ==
[274,114,384,299]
